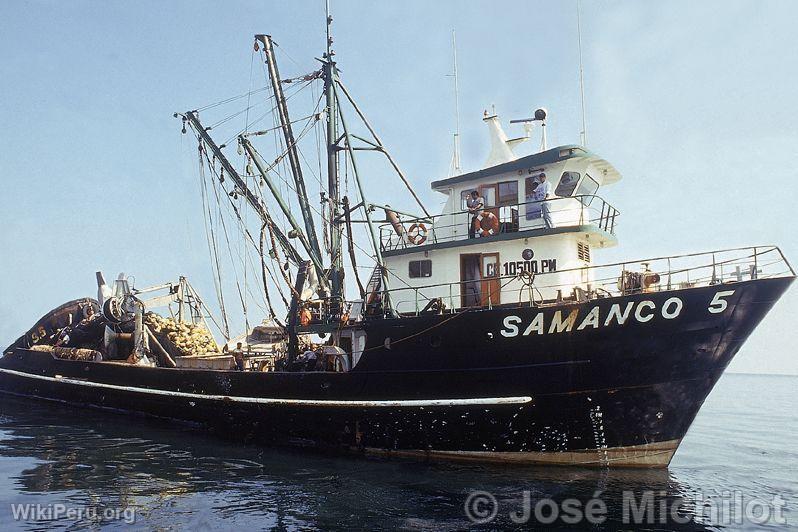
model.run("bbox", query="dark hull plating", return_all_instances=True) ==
[0,278,792,467]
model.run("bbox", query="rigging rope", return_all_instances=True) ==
[191,56,422,318]
[258,224,285,325]
[188,80,326,333]
[264,216,301,300]
[206,151,253,327]
[240,47,258,334]
[200,142,291,312]
[198,143,231,339]
[219,80,314,148]
[195,86,271,112]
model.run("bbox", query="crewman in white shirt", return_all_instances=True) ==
[533,173,553,228]
[466,190,485,238]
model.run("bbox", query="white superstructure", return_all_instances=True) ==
[379,115,622,314]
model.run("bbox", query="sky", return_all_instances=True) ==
[1,0,796,374]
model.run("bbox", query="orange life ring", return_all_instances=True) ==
[473,212,499,237]
[406,223,428,245]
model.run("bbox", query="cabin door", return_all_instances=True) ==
[460,253,501,307]
[481,253,500,306]
[460,254,481,308]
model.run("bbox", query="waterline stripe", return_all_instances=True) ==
[0,367,532,408]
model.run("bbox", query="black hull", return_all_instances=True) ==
[1,278,792,467]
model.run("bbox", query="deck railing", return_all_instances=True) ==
[379,195,619,252]
[377,245,794,315]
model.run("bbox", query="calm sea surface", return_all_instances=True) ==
[0,373,795,530]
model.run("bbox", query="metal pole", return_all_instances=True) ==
[323,9,345,310]
[577,0,588,147]
[753,247,758,279]
[241,138,327,286]
[182,111,302,264]
[333,81,393,304]
[342,196,366,298]
[451,29,461,173]
[256,34,324,266]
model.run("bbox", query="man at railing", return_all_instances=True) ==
[532,173,553,228]
[466,190,485,238]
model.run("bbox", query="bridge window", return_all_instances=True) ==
[575,173,599,197]
[575,173,600,205]
[409,260,432,278]
[555,172,580,197]
[498,180,518,206]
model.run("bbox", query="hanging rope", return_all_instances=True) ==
[198,143,231,339]
[205,152,251,327]
[187,71,325,333]
[258,223,285,326]
[201,141,291,314]
[264,216,301,300]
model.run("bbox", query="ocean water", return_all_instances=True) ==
[0,373,794,530]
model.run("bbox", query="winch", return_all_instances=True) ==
[96,272,150,364]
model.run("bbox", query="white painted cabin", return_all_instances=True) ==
[379,116,622,314]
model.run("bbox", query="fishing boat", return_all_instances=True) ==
[1,12,793,467]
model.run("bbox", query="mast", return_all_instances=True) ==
[451,29,461,174]
[334,86,392,303]
[324,1,394,308]
[181,111,302,265]
[577,0,588,146]
[323,1,345,308]
[256,34,325,274]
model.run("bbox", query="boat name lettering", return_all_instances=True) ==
[29,326,48,343]
[500,296,692,337]
[707,290,735,314]
[502,259,557,276]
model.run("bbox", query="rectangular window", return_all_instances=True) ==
[409,259,432,278]
[497,180,519,206]
[460,190,472,211]
[480,186,497,208]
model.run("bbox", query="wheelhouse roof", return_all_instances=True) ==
[430,145,622,192]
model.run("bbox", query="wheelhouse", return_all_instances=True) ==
[380,143,622,314]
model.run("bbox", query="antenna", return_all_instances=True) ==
[448,29,462,175]
[326,0,333,57]
[510,108,548,152]
[577,0,588,146]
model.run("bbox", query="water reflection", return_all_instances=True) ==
[0,396,713,530]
